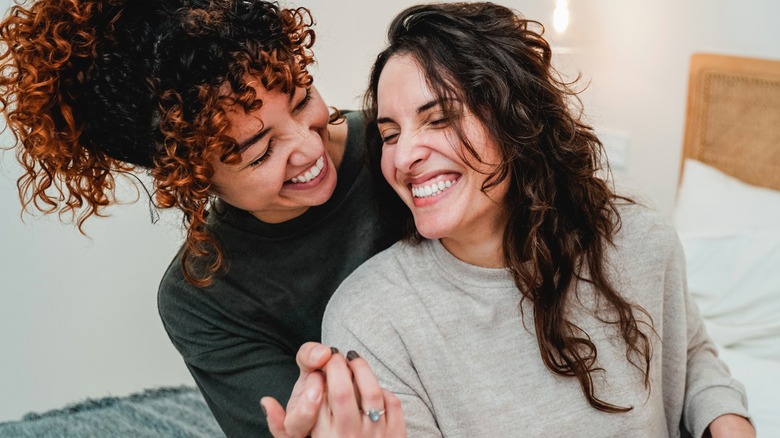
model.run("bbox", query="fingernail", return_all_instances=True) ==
[346,350,360,361]
[260,402,267,417]
[330,346,339,355]
[306,387,322,403]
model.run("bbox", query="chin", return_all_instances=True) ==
[412,220,451,241]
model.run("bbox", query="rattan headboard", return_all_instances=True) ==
[682,53,780,191]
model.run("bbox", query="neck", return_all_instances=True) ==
[440,228,505,268]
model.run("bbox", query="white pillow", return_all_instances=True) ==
[674,159,780,360]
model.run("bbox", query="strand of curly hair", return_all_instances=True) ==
[0,0,131,228]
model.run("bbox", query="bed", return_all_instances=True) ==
[0,386,223,437]
[673,53,780,436]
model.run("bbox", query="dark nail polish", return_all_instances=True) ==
[346,350,360,361]
[330,346,339,355]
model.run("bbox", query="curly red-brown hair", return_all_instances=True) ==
[0,0,316,286]
[0,0,134,227]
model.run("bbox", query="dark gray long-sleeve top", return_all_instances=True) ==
[158,111,399,437]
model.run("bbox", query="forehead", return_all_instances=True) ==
[220,81,291,134]
[377,54,435,108]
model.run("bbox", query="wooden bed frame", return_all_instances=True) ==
[682,53,780,191]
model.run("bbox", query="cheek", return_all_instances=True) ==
[309,95,330,127]
[380,148,404,195]
[380,148,394,182]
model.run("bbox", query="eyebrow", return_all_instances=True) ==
[236,88,308,153]
[236,127,271,154]
[376,98,441,125]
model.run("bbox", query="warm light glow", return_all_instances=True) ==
[553,0,570,33]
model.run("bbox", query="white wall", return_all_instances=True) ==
[1,0,779,422]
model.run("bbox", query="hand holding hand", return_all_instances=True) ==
[311,350,405,438]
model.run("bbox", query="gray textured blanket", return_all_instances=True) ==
[0,386,224,437]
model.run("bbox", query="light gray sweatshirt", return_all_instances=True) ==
[323,203,749,437]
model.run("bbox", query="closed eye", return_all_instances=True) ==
[293,87,312,114]
[247,142,273,167]
[426,110,450,127]
[379,128,400,145]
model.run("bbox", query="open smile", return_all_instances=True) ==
[289,156,325,184]
[408,174,461,201]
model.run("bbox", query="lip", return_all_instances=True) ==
[404,171,461,187]
[409,174,460,208]
[283,154,329,190]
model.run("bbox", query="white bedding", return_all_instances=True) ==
[674,159,780,435]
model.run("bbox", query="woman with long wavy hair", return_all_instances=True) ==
[321,3,754,437]
[0,1,405,436]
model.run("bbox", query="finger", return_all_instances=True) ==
[295,342,333,375]
[345,350,385,418]
[261,397,290,438]
[311,382,333,435]
[383,390,406,434]
[322,351,362,428]
[284,371,325,438]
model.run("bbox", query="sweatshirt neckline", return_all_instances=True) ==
[426,239,514,288]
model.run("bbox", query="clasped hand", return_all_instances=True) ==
[261,342,406,438]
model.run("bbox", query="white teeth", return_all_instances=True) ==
[290,156,325,184]
[411,178,457,198]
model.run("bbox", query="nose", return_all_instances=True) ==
[393,129,430,173]
[287,123,324,166]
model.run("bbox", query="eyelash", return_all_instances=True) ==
[380,116,449,144]
[296,87,313,112]
[246,89,312,168]
[248,143,273,167]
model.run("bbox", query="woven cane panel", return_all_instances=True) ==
[684,55,780,191]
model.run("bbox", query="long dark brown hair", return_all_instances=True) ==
[365,2,653,413]
[0,0,316,286]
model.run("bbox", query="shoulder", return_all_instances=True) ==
[157,249,189,319]
[344,110,367,136]
[156,250,218,354]
[324,241,425,319]
[614,201,681,257]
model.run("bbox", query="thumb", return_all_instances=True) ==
[261,396,290,438]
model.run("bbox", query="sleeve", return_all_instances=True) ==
[667,235,752,437]
[158,279,295,438]
[181,340,298,438]
[322,282,444,438]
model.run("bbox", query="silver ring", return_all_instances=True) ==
[365,408,386,422]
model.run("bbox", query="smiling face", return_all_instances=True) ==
[208,84,340,223]
[377,54,509,265]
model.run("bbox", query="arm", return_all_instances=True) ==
[668,237,753,437]
[321,284,443,438]
[158,279,318,438]
[177,335,307,437]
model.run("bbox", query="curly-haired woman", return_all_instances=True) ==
[0,1,401,436]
